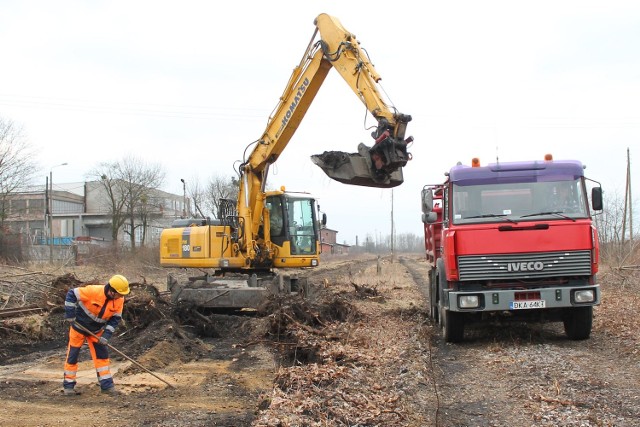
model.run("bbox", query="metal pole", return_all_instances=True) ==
[180,178,186,218]
[44,176,50,246]
[49,162,68,263]
[49,169,53,263]
[628,148,633,241]
[391,189,395,262]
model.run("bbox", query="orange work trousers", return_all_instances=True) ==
[63,326,114,391]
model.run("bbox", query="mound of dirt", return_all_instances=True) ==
[116,316,210,361]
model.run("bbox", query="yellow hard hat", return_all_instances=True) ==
[108,274,130,295]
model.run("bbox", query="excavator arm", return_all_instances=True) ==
[245,13,413,189]
[310,13,413,187]
[237,13,413,249]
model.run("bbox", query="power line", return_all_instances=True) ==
[0,94,267,120]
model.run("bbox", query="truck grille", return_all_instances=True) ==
[458,250,592,281]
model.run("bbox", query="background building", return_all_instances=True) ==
[320,227,350,255]
[2,181,187,261]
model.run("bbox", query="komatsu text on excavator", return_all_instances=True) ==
[160,13,413,309]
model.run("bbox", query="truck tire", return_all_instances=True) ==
[433,260,448,324]
[441,308,465,343]
[429,269,439,322]
[563,306,593,340]
[436,261,464,342]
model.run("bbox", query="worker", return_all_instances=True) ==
[62,274,130,396]
[270,206,284,236]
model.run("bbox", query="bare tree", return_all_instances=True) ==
[88,163,127,244]
[136,194,153,246]
[118,157,165,249]
[0,118,37,225]
[185,177,206,218]
[205,174,238,219]
[88,156,165,249]
[594,189,639,265]
[395,232,423,252]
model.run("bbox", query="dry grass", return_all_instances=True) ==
[594,265,640,357]
[254,257,432,426]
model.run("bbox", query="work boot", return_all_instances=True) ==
[63,388,81,396]
[101,387,118,396]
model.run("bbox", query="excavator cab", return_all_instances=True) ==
[266,193,321,265]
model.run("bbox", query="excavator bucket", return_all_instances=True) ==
[311,138,409,189]
[311,149,404,189]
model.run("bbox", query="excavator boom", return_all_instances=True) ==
[309,14,413,188]
[250,13,413,189]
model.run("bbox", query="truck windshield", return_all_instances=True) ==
[451,179,588,225]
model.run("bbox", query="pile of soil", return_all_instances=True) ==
[0,272,202,364]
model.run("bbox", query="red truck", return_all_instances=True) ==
[421,155,603,342]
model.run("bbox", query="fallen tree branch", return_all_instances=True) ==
[536,394,591,408]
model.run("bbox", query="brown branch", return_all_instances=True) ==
[283,312,324,335]
[537,394,587,407]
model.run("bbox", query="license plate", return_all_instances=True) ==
[510,300,546,310]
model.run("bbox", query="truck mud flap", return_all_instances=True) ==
[311,149,404,188]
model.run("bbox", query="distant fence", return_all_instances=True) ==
[26,244,76,264]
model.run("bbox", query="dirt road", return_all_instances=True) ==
[0,255,638,426]
[403,257,640,427]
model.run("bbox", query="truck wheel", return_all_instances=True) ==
[429,270,439,322]
[563,306,593,340]
[430,294,439,321]
[442,308,465,343]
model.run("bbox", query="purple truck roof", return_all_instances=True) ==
[449,160,585,185]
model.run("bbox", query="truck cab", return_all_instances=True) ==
[422,156,603,342]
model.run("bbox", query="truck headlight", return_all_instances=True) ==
[573,289,595,303]
[311,259,318,266]
[458,295,479,309]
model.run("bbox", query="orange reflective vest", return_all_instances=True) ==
[64,284,124,339]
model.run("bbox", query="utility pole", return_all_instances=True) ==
[180,178,187,218]
[391,189,395,262]
[49,162,68,263]
[628,148,633,241]
[622,148,633,243]
[44,176,49,241]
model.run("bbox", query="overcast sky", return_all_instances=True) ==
[1,1,639,245]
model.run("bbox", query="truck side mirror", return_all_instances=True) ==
[422,212,438,224]
[321,213,327,226]
[421,188,433,213]
[591,187,603,211]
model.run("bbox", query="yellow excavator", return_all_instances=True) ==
[160,13,413,309]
